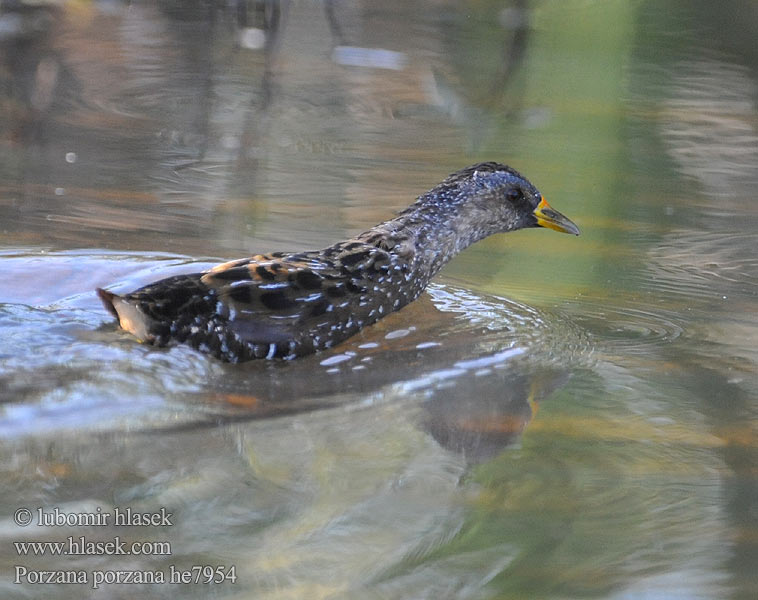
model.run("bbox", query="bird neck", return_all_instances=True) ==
[379,190,491,283]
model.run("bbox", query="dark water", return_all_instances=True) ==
[1,1,757,598]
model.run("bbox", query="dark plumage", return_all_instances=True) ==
[97,163,579,362]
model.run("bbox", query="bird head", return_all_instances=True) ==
[447,162,580,237]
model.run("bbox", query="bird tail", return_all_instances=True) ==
[96,288,154,342]
[96,288,120,319]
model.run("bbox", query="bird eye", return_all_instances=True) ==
[507,188,523,202]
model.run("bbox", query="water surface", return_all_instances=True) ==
[1,1,757,598]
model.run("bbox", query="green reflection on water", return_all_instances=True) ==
[443,0,636,306]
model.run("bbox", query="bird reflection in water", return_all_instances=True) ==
[419,369,569,465]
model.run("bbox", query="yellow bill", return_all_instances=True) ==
[533,197,580,235]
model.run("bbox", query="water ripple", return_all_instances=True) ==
[570,302,684,356]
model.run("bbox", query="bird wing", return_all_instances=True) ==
[200,251,360,319]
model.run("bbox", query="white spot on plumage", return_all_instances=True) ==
[260,282,290,290]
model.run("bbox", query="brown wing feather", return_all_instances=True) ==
[201,251,351,319]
